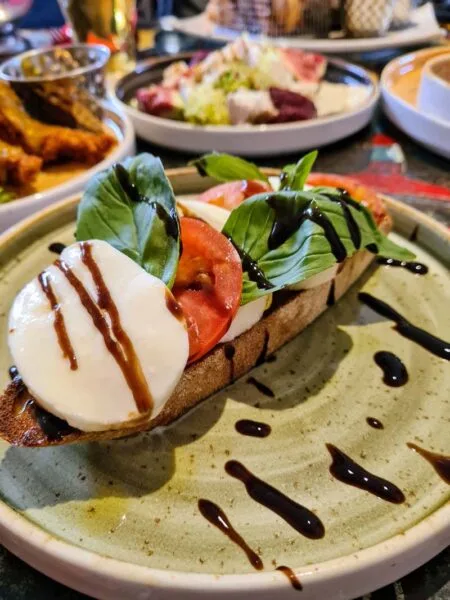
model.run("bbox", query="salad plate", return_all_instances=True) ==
[113,48,378,156]
[381,47,450,160]
[167,3,443,54]
[0,163,449,600]
[0,103,135,233]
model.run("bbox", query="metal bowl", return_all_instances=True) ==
[0,44,111,126]
[0,43,110,93]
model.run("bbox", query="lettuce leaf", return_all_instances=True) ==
[76,153,180,287]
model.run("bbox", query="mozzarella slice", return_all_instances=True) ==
[288,265,338,291]
[220,295,271,343]
[177,199,230,232]
[8,240,189,432]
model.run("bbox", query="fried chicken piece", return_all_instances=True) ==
[0,139,42,186]
[0,82,116,165]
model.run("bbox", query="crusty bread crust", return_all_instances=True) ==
[0,217,391,447]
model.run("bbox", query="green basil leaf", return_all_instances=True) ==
[280,150,318,191]
[190,152,269,183]
[76,153,180,287]
[223,190,415,305]
[310,186,416,261]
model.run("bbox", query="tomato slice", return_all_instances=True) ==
[306,173,386,225]
[173,218,242,363]
[198,180,271,211]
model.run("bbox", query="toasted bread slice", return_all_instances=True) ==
[0,213,391,447]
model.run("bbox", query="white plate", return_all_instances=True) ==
[168,3,443,54]
[0,103,135,233]
[381,47,450,160]
[113,56,379,156]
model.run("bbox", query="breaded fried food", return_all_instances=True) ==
[0,83,115,165]
[0,139,42,186]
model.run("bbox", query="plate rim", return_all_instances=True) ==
[168,3,443,53]
[112,55,379,135]
[0,103,135,219]
[0,171,449,596]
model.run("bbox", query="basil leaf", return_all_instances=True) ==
[223,190,415,305]
[310,186,415,261]
[280,150,318,191]
[190,152,269,183]
[76,153,180,287]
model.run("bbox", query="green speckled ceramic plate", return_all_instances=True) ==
[0,170,449,600]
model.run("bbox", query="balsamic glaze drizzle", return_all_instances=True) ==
[407,443,450,485]
[376,257,428,275]
[33,404,74,442]
[374,351,409,387]
[326,280,335,307]
[359,293,450,361]
[8,365,18,380]
[227,237,274,290]
[55,243,153,413]
[324,189,362,249]
[114,164,179,240]
[255,331,270,366]
[247,377,275,398]
[235,419,272,438]
[10,369,74,441]
[37,271,78,370]
[276,566,303,591]
[48,242,66,255]
[225,460,325,539]
[267,196,347,262]
[164,289,184,322]
[224,343,236,381]
[326,444,405,504]
[366,417,384,430]
[409,225,419,242]
[198,499,263,570]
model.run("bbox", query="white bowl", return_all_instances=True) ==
[381,48,450,159]
[113,55,379,157]
[0,104,135,233]
[417,54,450,123]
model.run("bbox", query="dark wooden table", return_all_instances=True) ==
[1,43,449,600]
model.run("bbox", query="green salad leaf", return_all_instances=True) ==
[191,153,269,183]
[76,153,180,287]
[223,190,416,305]
[280,151,318,191]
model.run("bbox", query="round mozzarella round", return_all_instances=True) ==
[8,240,189,432]
[220,295,270,343]
[177,199,230,232]
[288,265,338,291]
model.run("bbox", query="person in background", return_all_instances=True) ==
[19,0,64,28]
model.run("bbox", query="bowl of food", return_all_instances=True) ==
[381,47,450,159]
[0,44,135,231]
[417,53,450,123]
[0,150,448,599]
[113,37,378,156]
